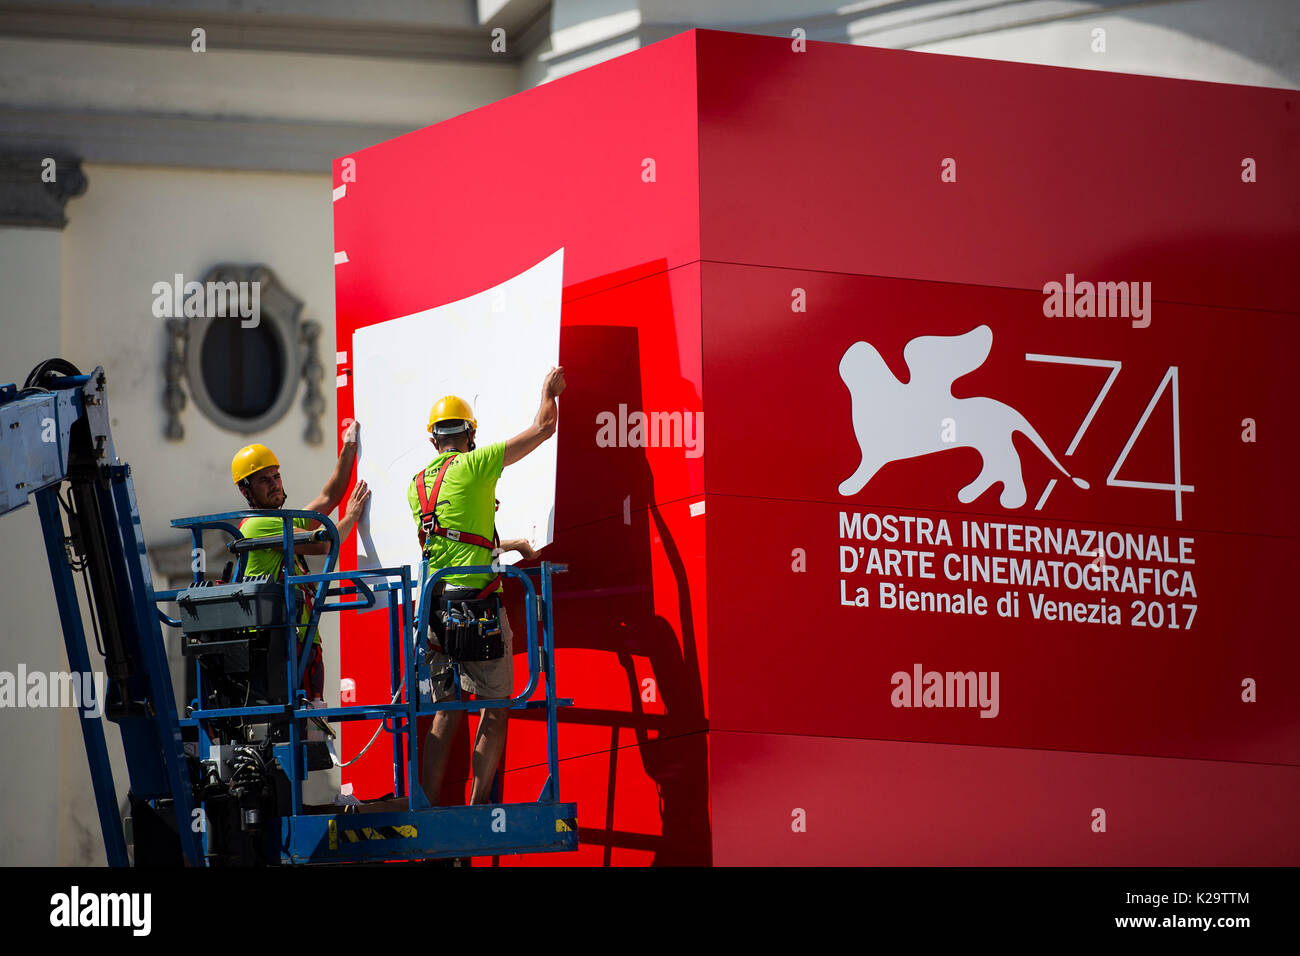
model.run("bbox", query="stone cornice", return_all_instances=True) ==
[0,1,553,61]
[0,108,411,174]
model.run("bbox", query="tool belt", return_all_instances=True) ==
[431,585,504,663]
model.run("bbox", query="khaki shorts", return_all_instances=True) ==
[428,604,515,702]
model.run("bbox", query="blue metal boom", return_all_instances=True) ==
[0,366,202,865]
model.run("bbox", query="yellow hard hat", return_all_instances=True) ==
[231,443,279,485]
[428,395,477,435]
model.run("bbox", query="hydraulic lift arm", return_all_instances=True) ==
[0,360,203,865]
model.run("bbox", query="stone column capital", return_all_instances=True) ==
[0,154,88,228]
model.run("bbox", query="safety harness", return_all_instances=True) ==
[413,452,501,598]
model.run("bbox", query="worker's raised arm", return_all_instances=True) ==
[303,420,360,523]
[296,480,370,554]
[504,367,565,467]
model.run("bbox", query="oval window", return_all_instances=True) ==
[183,264,302,434]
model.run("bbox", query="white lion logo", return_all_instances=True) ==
[838,325,1088,508]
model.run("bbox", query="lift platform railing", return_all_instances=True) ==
[157,508,575,863]
[414,558,570,806]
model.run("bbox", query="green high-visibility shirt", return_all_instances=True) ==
[238,514,317,643]
[408,441,505,593]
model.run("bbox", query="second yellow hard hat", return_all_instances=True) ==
[428,395,477,435]
[231,443,279,485]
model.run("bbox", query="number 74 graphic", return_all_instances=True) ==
[1024,354,1193,520]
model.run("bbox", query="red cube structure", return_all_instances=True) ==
[333,29,1300,865]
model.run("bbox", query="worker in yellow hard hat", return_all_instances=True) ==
[230,421,369,702]
[410,368,565,807]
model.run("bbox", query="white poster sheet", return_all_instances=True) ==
[350,248,563,583]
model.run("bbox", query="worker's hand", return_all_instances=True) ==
[515,541,538,561]
[343,419,360,445]
[543,366,566,400]
[344,479,370,519]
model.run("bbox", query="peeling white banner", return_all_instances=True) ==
[351,248,563,578]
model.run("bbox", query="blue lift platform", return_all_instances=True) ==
[0,360,577,865]
[165,510,577,864]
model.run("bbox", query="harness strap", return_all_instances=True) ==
[289,552,315,622]
[413,454,501,595]
[413,456,448,534]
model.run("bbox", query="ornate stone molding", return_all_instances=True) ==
[165,263,307,437]
[300,320,325,445]
[0,154,87,227]
[163,318,187,441]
